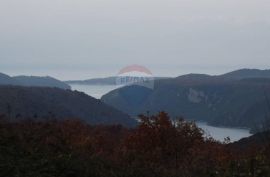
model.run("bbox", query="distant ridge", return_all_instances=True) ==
[14,75,71,89]
[66,77,170,85]
[174,69,270,81]
[220,69,270,80]
[66,77,117,85]
[66,69,270,86]
[0,72,71,89]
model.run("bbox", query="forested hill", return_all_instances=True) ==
[102,69,270,131]
[0,86,136,127]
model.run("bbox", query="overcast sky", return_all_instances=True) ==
[0,0,270,80]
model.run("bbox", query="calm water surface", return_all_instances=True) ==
[70,84,252,142]
[197,122,252,142]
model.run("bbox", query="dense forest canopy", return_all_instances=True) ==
[0,112,269,177]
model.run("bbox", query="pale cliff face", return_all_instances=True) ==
[187,88,207,104]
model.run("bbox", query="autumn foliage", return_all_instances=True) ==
[0,112,269,177]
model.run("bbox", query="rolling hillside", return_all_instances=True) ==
[0,86,136,127]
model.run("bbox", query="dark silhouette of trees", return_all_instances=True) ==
[0,112,269,177]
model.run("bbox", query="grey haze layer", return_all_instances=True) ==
[1,0,270,80]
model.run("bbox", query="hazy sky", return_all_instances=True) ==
[0,0,270,80]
